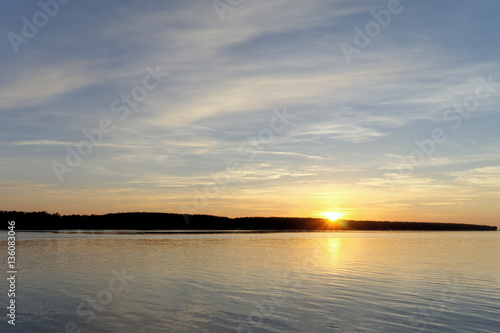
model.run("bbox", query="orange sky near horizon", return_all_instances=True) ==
[2,181,498,228]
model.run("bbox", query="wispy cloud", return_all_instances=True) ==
[0,62,95,110]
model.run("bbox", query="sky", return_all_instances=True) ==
[1,0,499,227]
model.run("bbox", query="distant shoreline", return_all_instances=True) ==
[26,229,500,234]
[1,211,497,231]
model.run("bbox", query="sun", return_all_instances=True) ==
[324,212,343,222]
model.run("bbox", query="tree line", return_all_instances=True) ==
[1,211,497,231]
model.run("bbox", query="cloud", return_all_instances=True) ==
[0,140,75,146]
[0,62,95,110]
[451,166,500,187]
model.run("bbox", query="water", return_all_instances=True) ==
[1,231,499,332]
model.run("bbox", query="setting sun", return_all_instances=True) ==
[324,212,343,222]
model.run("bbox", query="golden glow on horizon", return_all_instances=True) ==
[324,211,343,222]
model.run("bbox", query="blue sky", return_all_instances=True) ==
[1,0,499,226]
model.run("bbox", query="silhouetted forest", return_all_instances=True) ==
[1,211,497,231]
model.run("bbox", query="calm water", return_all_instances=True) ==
[0,231,499,332]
